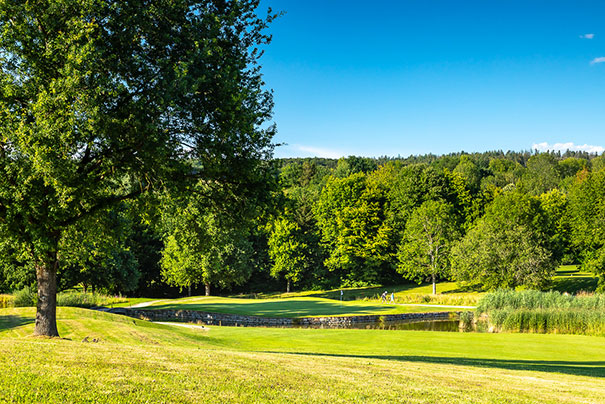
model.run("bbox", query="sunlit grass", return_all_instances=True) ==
[144,296,463,317]
[1,307,604,403]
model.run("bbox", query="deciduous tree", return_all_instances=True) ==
[0,0,276,336]
[396,200,457,294]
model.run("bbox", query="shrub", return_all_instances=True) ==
[13,287,37,307]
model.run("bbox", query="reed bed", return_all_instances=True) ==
[477,290,605,336]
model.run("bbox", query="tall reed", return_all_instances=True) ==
[477,290,605,336]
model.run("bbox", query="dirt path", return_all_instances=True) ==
[154,322,208,330]
[129,300,165,308]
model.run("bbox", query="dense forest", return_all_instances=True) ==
[2,149,604,297]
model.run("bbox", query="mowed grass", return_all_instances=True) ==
[551,265,599,294]
[237,281,483,305]
[143,295,464,317]
[106,264,594,312]
[1,307,605,403]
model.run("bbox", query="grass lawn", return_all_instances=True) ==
[74,265,596,313]
[238,281,483,305]
[1,307,604,403]
[142,296,464,317]
[551,265,599,294]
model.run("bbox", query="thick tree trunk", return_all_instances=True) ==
[34,256,59,337]
[205,282,211,296]
[286,279,291,293]
[432,274,436,295]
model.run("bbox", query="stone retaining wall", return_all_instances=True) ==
[103,307,457,328]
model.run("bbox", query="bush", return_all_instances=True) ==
[13,287,37,307]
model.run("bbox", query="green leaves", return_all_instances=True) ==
[451,191,557,290]
[396,200,457,293]
[314,172,394,285]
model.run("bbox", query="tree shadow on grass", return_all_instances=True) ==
[266,351,605,378]
[149,300,394,317]
[0,315,34,331]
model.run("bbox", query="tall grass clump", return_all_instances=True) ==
[56,291,127,308]
[0,294,14,308]
[477,290,605,336]
[392,293,481,306]
[9,288,127,308]
[477,289,605,312]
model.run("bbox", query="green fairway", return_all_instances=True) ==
[551,265,599,293]
[1,307,605,403]
[141,295,465,317]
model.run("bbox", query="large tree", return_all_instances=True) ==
[567,168,605,290]
[161,211,253,297]
[267,215,309,293]
[314,172,393,286]
[396,200,458,295]
[0,1,276,336]
[451,191,557,290]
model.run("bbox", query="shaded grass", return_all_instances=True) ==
[1,307,605,403]
[551,265,599,294]
[258,281,464,298]
[145,296,463,317]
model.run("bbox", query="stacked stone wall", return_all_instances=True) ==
[103,307,457,328]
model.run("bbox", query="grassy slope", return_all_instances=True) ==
[143,296,464,317]
[108,265,597,312]
[1,307,604,403]
[551,265,599,294]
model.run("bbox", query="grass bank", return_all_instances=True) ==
[1,307,605,403]
[141,296,465,317]
[240,281,483,306]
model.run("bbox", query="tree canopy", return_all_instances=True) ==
[0,0,276,336]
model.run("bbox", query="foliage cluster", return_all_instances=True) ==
[3,150,605,301]
[266,151,605,293]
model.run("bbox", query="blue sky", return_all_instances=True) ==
[258,1,605,159]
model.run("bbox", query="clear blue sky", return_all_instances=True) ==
[258,0,605,159]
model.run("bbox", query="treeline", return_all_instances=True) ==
[1,150,604,296]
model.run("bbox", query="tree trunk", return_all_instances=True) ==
[188,285,192,297]
[286,279,291,293]
[432,273,437,295]
[205,282,211,296]
[34,255,59,337]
